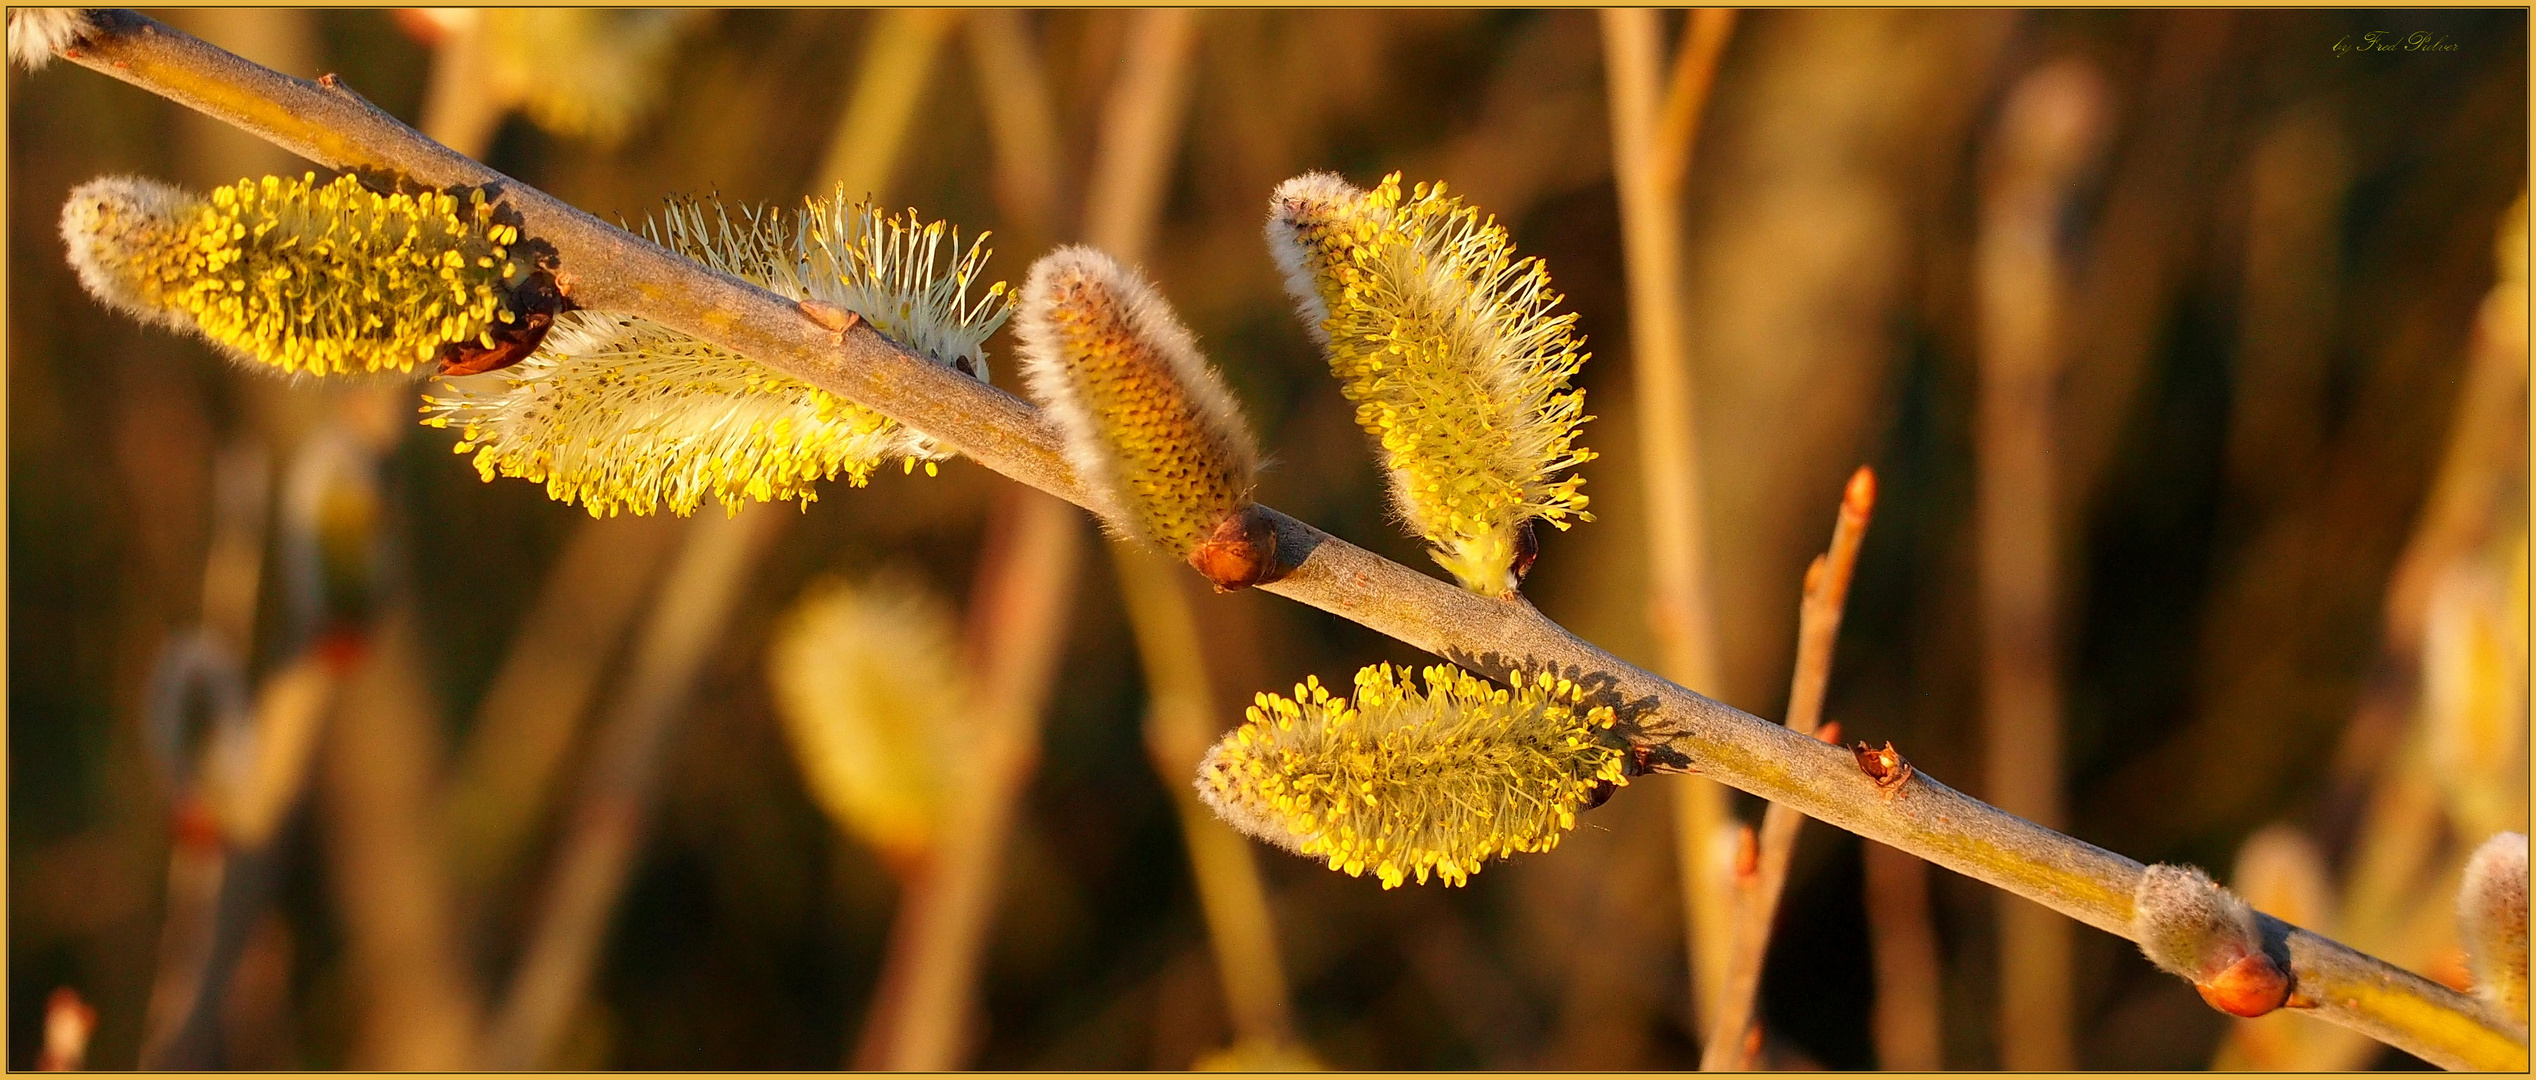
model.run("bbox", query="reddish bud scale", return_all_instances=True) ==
[2197,951,2295,1017]
[1187,504,1284,591]
[1853,740,1913,799]
[437,269,570,376]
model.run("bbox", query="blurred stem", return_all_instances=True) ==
[1701,468,1874,1070]
[1864,840,1944,1070]
[817,8,957,203]
[55,19,2528,1068]
[437,517,681,905]
[853,18,1075,1069]
[481,509,784,1069]
[1080,8,1197,268]
[418,10,505,160]
[318,612,484,1068]
[197,441,269,657]
[962,9,1065,250]
[1079,7,1298,1057]
[1116,548,1298,1051]
[859,488,1085,1069]
[1601,6,1738,1034]
[1975,62,2106,1071]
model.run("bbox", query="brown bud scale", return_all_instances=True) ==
[1853,740,1914,800]
[1188,504,1283,592]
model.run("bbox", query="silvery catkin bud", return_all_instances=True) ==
[1015,246,1277,590]
[2458,832,2529,1027]
[2133,863,2293,1018]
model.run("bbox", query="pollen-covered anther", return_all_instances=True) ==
[61,173,544,377]
[421,192,1008,516]
[1194,663,1629,888]
[2132,863,2295,1018]
[1265,172,1597,597]
[1016,247,1266,579]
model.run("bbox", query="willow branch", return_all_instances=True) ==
[1701,467,1873,1070]
[41,14,2526,1070]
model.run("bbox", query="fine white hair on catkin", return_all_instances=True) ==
[59,175,195,330]
[2459,832,2530,1024]
[1263,171,1367,347]
[1013,245,1259,547]
[8,8,96,72]
[2132,863,2263,979]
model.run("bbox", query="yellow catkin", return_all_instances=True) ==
[765,574,972,868]
[422,193,1008,517]
[483,9,691,145]
[1267,171,1596,596]
[1195,663,1627,889]
[1014,246,1260,555]
[61,172,530,376]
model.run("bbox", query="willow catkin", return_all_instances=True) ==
[62,172,542,376]
[1196,663,1627,889]
[1014,246,1261,560]
[422,193,1008,516]
[1267,171,1596,596]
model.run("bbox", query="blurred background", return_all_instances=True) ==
[7,7,2527,1071]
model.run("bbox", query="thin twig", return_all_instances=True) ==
[1976,60,2109,1070]
[1701,467,1875,1070]
[1600,6,1741,1034]
[42,16,2527,1069]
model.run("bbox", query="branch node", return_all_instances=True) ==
[1853,740,1913,800]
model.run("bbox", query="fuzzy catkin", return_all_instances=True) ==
[7,8,94,71]
[483,9,690,146]
[62,173,533,376]
[1015,246,1259,555]
[423,194,1007,517]
[1267,172,1596,596]
[766,574,972,868]
[1196,663,1627,889]
[2134,864,2263,980]
[2459,832,2530,1026]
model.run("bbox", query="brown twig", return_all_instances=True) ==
[1600,6,1741,1033]
[38,16,2527,1068]
[1701,466,1875,1069]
